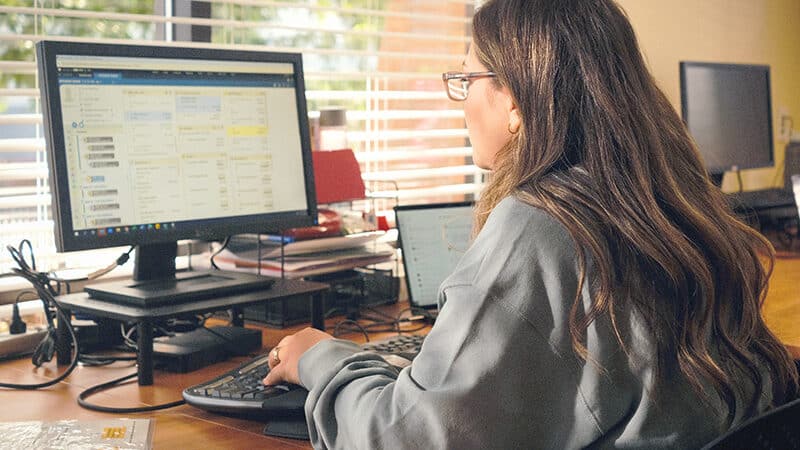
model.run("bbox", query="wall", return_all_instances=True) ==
[617,0,800,192]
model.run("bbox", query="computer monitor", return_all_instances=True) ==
[36,41,317,304]
[679,61,774,186]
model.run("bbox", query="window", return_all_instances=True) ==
[0,0,481,274]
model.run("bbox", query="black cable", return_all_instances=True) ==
[78,354,137,367]
[7,244,31,272]
[86,246,134,280]
[333,319,371,341]
[0,289,80,390]
[1,242,84,389]
[210,237,231,270]
[15,289,39,303]
[735,169,744,193]
[77,372,185,413]
[361,305,399,321]
[2,240,195,405]
[17,239,35,271]
[328,298,434,343]
[8,239,93,286]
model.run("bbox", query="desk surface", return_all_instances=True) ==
[761,254,800,359]
[1,257,798,448]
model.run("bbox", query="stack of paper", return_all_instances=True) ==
[216,231,395,278]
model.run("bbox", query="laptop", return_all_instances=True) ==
[394,202,474,311]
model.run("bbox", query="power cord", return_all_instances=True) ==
[0,241,83,388]
[6,290,40,337]
[77,372,185,413]
[209,237,232,270]
[330,306,432,341]
[78,353,137,367]
[87,246,134,279]
[77,323,258,413]
[0,265,80,389]
[9,301,27,335]
[735,168,744,193]
[1,241,191,412]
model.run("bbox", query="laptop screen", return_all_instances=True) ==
[395,202,473,308]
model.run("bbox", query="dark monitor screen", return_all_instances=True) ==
[37,41,317,255]
[679,61,773,179]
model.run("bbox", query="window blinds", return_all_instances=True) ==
[0,0,482,274]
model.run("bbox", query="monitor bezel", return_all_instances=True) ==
[679,61,774,178]
[37,40,318,253]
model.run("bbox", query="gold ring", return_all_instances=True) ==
[271,347,281,365]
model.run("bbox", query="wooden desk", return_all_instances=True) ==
[762,254,800,359]
[0,299,417,448]
[1,258,797,448]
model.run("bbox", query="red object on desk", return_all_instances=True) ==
[312,149,366,204]
[284,149,366,240]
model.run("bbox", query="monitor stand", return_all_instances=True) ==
[84,242,275,307]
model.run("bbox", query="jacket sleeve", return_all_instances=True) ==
[298,281,602,449]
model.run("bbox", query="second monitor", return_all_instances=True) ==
[679,61,774,186]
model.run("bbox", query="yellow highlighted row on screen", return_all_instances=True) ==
[227,125,268,137]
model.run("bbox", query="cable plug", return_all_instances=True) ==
[9,302,27,335]
[32,330,56,367]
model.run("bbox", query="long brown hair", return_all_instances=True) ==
[472,0,798,422]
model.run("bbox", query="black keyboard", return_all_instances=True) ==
[182,334,426,439]
[182,353,308,416]
[727,188,795,211]
[361,333,425,366]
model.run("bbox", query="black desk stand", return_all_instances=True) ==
[54,278,329,385]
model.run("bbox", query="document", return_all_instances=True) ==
[216,244,395,279]
[0,418,154,450]
[230,230,386,259]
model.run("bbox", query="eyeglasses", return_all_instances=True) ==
[442,71,497,101]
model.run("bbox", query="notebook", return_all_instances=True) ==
[394,202,474,309]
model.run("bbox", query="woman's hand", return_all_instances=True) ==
[263,327,334,386]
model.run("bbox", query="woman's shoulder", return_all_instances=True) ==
[480,196,575,255]
[486,196,566,234]
[445,196,580,292]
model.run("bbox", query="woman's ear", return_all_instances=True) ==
[508,106,522,135]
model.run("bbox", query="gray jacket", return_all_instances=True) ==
[298,196,769,449]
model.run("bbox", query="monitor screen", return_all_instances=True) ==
[679,62,774,181]
[38,41,316,253]
[37,41,317,297]
[394,202,473,309]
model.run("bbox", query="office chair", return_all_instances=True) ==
[701,396,800,449]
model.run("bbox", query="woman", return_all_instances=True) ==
[264,0,799,448]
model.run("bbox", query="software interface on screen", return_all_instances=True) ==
[54,54,309,240]
[395,204,473,308]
